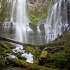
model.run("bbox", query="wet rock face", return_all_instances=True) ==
[67,2,70,23]
[27,0,51,23]
[28,0,48,4]
[28,0,36,4]
[27,0,50,11]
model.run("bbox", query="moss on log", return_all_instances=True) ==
[7,57,58,70]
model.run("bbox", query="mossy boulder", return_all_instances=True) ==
[39,50,48,59]
[39,50,49,65]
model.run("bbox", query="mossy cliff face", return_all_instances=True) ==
[27,0,51,24]
[0,0,7,22]
[0,0,12,22]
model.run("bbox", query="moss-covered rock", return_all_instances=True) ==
[38,50,49,66]
[39,50,48,59]
[7,56,58,70]
[0,41,15,69]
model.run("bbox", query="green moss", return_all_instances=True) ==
[24,46,35,53]
[50,52,67,61]
[7,57,57,70]
[24,46,41,63]
[28,5,49,24]
[47,51,69,69]
[0,40,15,51]
[0,41,13,69]
[0,41,15,58]
[40,32,70,69]
[0,60,7,67]
[54,32,70,43]
[40,51,48,59]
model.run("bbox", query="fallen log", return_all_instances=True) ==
[0,36,70,47]
[0,36,26,45]
[0,36,48,47]
[0,36,36,46]
[7,56,57,70]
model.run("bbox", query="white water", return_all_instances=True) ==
[11,0,33,63]
[15,0,28,43]
[36,25,42,45]
[10,0,16,22]
[44,0,68,43]
[37,25,41,33]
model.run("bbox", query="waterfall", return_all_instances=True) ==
[10,0,16,22]
[15,0,28,43]
[15,0,33,43]
[2,0,69,45]
[11,0,33,63]
[44,0,68,43]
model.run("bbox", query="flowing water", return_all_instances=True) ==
[2,0,69,44]
[10,0,33,63]
[44,0,68,43]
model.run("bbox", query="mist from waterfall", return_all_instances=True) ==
[44,0,68,43]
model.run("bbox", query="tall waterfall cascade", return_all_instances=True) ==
[44,0,69,43]
[10,0,33,63]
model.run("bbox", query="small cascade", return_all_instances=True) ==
[36,25,42,45]
[44,0,68,43]
[37,25,41,33]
